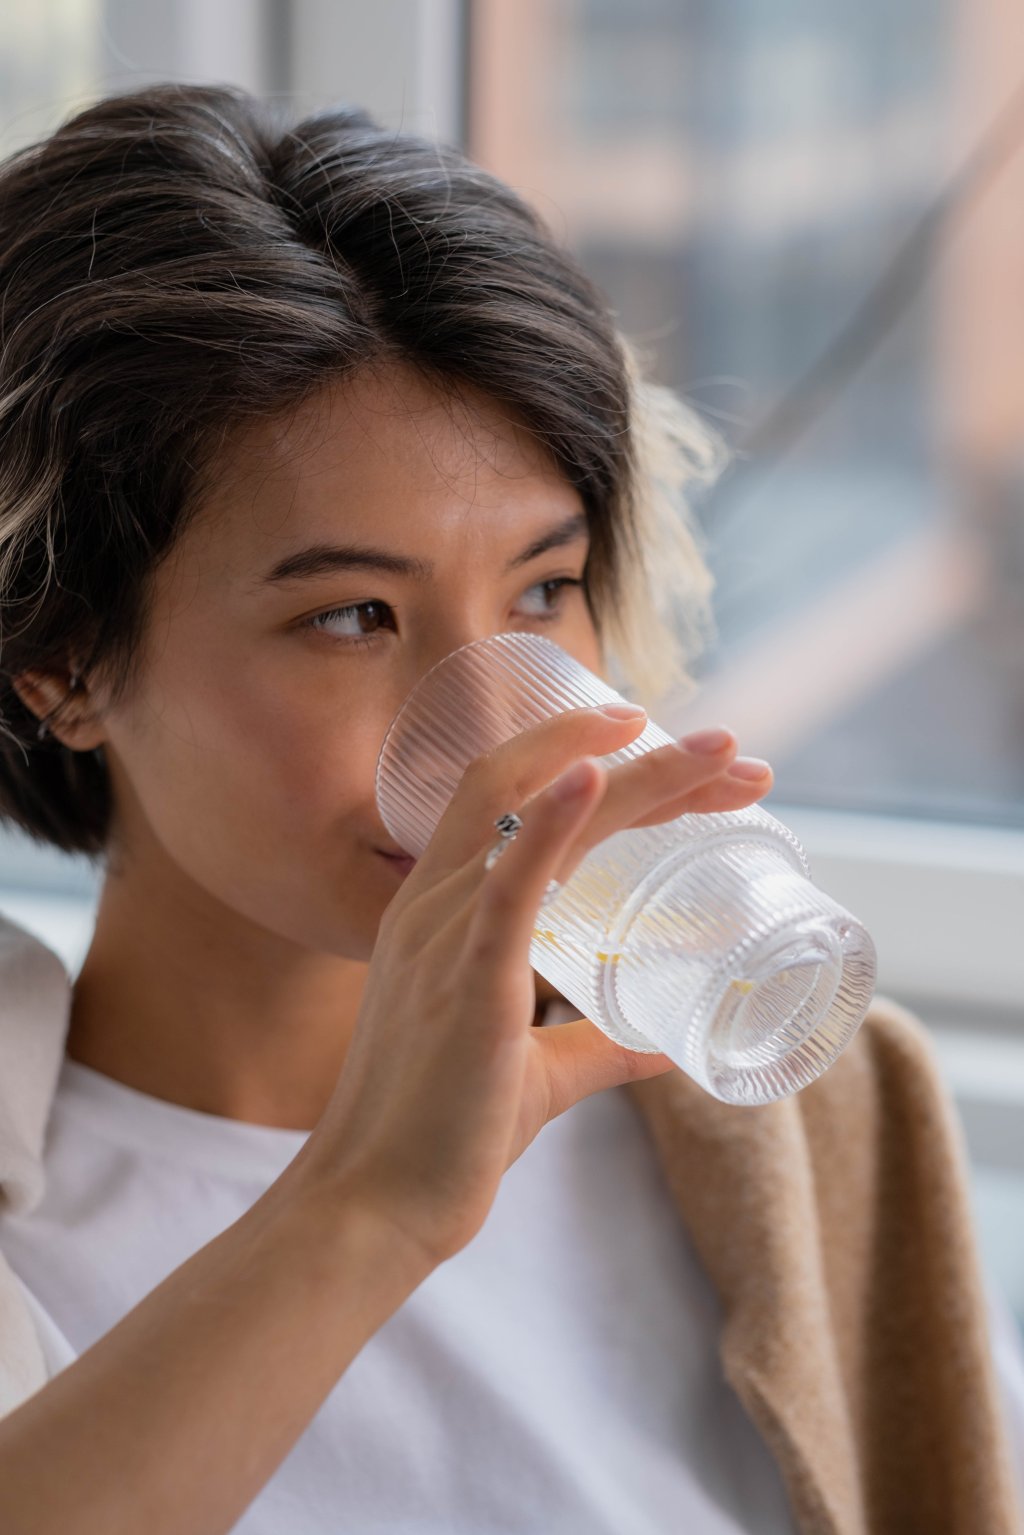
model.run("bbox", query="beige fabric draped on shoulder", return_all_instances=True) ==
[616,993,1022,1534]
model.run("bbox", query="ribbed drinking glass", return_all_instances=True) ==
[375,632,877,1105]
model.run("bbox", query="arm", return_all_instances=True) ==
[0,708,765,1533]
[0,1165,432,1535]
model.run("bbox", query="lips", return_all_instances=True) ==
[376,843,415,860]
[376,848,417,875]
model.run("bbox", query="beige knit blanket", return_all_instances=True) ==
[616,993,1022,1533]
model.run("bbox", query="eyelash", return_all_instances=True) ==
[304,578,585,650]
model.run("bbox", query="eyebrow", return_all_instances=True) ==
[257,511,590,586]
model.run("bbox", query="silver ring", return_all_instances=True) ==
[482,810,561,902]
[483,811,522,870]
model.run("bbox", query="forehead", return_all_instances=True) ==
[183,361,582,580]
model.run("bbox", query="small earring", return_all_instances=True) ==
[34,673,82,742]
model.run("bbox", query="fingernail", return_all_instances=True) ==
[728,756,772,780]
[600,702,647,720]
[679,726,733,754]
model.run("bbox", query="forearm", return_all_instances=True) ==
[0,1167,431,1535]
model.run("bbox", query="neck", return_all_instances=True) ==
[67,864,371,1132]
[68,836,560,1130]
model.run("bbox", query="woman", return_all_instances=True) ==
[0,84,1019,1534]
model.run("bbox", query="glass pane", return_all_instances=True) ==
[470,0,1024,829]
[0,2,104,900]
[0,0,101,156]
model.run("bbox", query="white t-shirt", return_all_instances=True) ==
[0,1052,803,1534]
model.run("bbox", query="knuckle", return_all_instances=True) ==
[460,710,621,819]
[533,707,612,762]
[463,915,514,971]
[507,767,538,806]
[645,739,727,785]
[458,753,491,789]
[460,749,535,811]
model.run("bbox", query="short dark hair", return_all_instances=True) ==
[0,82,715,859]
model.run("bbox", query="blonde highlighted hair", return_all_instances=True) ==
[604,340,721,709]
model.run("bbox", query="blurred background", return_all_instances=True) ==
[0,1,1022,1327]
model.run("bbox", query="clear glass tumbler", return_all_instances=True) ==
[375,632,877,1105]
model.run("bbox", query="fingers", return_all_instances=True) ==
[462,754,609,964]
[460,759,679,1119]
[423,705,648,879]
[536,1014,677,1120]
[403,703,774,949]
[544,732,769,885]
[625,757,774,825]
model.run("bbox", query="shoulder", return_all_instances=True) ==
[0,917,77,1412]
[798,991,962,1143]
[0,902,70,976]
[0,1249,52,1412]
[0,911,72,1216]
[0,910,71,997]
[794,993,979,1274]
[842,991,945,1074]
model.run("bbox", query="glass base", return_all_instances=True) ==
[598,838,878,1103]
[700,916,876,1103]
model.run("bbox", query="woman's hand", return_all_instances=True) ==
[298,707,772,1271]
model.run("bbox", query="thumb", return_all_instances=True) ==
[537,1013,676,1119]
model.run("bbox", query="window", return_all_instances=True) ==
[0,1,101,157]
[468,0,1024,1016]
[0,1,1020,1322]
[470,0,1024,832]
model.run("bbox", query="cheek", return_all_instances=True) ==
[114,657,384,863]
[562,614,607,686]
[265,707,386,830]
[102,629,410,955]
[202,674,389,843]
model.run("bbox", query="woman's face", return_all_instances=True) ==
[97,361,605,961]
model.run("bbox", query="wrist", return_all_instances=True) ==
[252,1148,439,1306]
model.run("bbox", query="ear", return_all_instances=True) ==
[11,667,107,752]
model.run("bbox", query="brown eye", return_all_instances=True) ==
[305,600,396,646]
[516,578,584,620]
